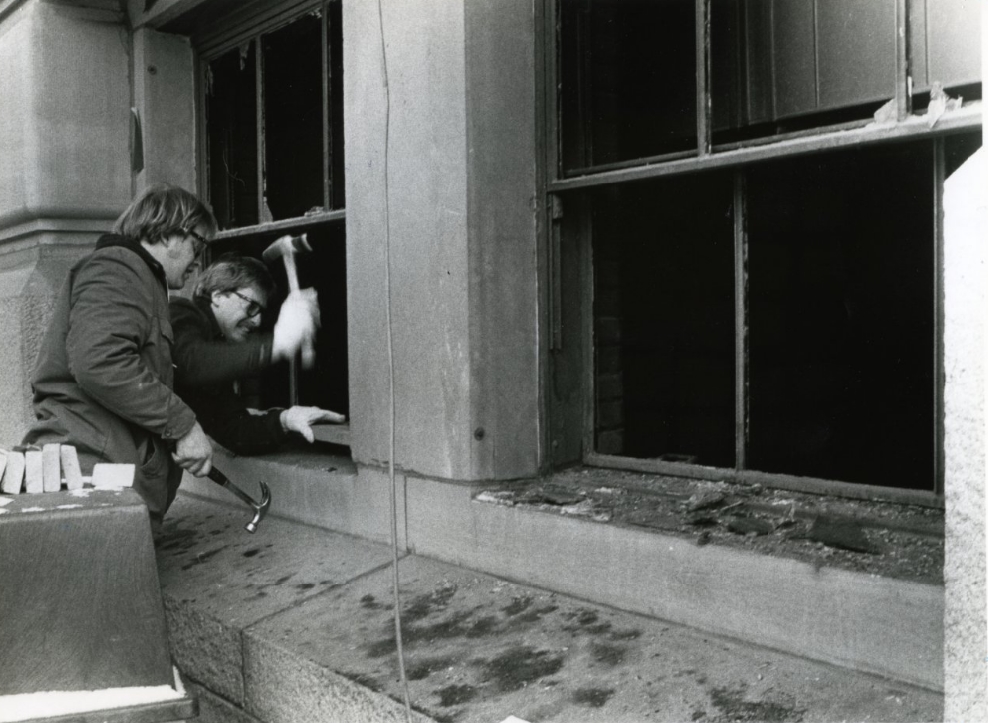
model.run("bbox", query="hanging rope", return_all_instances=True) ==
[377,0,413,720]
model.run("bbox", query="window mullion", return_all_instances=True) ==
[255,35,265,224]
[695,0,711,156]
[896,0,911,121]
[322,2,331,211]
[933,138,945,495]
[734,169,748,471]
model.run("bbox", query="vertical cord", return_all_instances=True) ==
[377,1,413,720]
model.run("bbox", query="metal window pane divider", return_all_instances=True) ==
[933,138,945,497]
[322,2,332,211]
[734,169,748,472]
[696,0,711,157]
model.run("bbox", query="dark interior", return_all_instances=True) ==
[262,14,325,220]
[210,222,349,419]
[746,141,935,488]
[559,0,697,172]
[591,133,982,489]
[593,172,736,467]
[205,42,258,229]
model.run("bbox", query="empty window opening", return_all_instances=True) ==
[201,2,348,436]
[262,14,326,221]
[593,172,736,467]
[746,142,935,489]
[559,0,697,173]
[206,42,258,229]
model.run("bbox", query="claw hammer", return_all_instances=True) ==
[262,233,314,405]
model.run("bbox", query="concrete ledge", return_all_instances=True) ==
[177,456,943,691]
[179,446,404,546]
[405,478,944,691]
[159,495,942,723]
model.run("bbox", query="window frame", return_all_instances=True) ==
[545,0,982,506]
[193,0,350,446]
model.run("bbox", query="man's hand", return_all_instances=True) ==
[272,289,320,363]
[172,421,213,476]
[280,406,346,443]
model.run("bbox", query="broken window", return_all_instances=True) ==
[559,0,697,172]
[553,0,982,498]
[711,0,896,144]
[592,173,735,467]
[200,1,348,435]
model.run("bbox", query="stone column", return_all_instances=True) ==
[343,0,539,482]
[943,146,987,721]
[0,0,131,447]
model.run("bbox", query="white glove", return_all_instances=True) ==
[280,406,347,443]
[272,289,320,363]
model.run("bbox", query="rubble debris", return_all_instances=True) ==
[685,491,727,512]
[807,516,877,554]
[726,517,774,537]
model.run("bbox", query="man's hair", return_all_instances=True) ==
[194,253,276,300]
[114,184,218,244]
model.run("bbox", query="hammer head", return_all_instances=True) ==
[244,480,272,534]
[261,233,312,263]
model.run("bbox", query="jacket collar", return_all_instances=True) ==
[193,294,225,340]
[96,234,167,289]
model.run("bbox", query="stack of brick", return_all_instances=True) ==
[0,444,89,494]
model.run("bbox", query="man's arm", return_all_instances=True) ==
[186,383,288,456]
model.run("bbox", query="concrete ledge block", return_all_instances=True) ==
[179,449,402,544]
[407,477,944,691]
[165,598,245,706]
[243,633,433,723]
[185,680,262,723]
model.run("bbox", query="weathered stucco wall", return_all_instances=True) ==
[464,0,540,479]
[343,0,469,479]
[0,0,133,448]
[0,1,130,230]
[344,0,540,481]
[943,145,987,722]
[132,27,196,192]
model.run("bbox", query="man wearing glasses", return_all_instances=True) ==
[23,185,217,526]
[169,253,343,456]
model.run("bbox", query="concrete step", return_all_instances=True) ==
[157,494,942,723]
[180,448,944,692]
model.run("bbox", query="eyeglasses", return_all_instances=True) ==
[231,290,266,319]
[183,228,208,258]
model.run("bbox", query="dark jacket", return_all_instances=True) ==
[24,235,196,522]
[169,296,287,455]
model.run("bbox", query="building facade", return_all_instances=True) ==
[0,0,983,716]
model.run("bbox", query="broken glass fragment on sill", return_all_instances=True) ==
[926,82,963,128]
[807,516,878,554]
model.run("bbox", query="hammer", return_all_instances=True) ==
[262,233,315,405]
[207,467,271,533]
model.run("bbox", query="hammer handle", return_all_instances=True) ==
[280,251,315,378]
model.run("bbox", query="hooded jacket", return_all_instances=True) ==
[24,234,197,522]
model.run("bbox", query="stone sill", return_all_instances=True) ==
[178,447,944,692]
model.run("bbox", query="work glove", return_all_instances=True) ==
[172,421,213,477]
[280,406,347,443]
[272,289,320,365]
